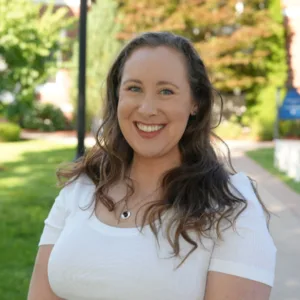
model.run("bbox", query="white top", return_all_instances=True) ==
[39,172,277,300]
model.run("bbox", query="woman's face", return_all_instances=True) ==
[118,46,196,160]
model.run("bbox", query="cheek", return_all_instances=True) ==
[166,109,191,144]
[167,93,193,120]
[168,103,191,125]
[167,102,193,139]
[117,96,133,122]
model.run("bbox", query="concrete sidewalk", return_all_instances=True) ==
[231,151,300,300]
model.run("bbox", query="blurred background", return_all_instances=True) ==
[0,0,299,299]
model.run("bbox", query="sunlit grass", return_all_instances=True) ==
[0,140,75,299]
[246,147,300,194]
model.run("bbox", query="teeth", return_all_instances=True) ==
[136,122,164,132]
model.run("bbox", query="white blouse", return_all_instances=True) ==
[39,172,277,300]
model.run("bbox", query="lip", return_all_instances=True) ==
[134,121,166,126]
[134,121,166,139]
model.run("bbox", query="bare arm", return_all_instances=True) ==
[204,271,272,300]
[27,245,63,300]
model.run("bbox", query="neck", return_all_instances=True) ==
[129,150,181,194]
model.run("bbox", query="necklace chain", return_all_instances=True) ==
[117,187,160,222]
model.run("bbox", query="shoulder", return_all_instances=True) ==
[58,173,96,212]
[228,172,265,219]
[39,174,96,246]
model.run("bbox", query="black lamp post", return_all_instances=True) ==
[76,0,88,159]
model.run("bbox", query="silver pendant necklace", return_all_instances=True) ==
[118,167,149,221]
[119,187,159,221]
[120,210,131,220]
[120,200,132,220]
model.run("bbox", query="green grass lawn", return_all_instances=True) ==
[246,147,300,194]
[0,140,75,300]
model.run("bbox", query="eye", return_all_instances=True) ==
[160,89,174,95]
[127,86,141,93]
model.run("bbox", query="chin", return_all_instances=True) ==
[134,150,164,159]
[132,145,166,159]
[132,142,180,160]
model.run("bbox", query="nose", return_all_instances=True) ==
[138,93,158,116]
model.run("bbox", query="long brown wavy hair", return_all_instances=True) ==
[57,32,270,267]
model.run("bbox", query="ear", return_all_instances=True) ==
[190,104,198,116]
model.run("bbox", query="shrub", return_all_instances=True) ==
[279,120,300,138]
[23,102,69,132]
[251,118,274,141]
[214,120,243,140]
[0,122,21,141]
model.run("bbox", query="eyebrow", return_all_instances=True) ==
[122,79,180,89]
[157,81,180,90]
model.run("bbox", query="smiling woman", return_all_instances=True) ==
[28,32,276,300]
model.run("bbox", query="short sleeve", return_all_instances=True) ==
[38,187,69,246]
[208,173,277,287]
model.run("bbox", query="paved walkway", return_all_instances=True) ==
[21,131,300,299]
[231,149,300,300]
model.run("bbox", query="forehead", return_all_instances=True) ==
[122,46,188,83]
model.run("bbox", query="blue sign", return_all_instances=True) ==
[279,88,300,120]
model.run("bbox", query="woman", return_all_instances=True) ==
[28,32,276,300]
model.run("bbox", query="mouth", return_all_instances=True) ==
[134,122,166,133]
[134,122,166,138]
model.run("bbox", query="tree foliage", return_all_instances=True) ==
[0,0,75,124]
[249,0,287,140]
[117,0,287,139]
[119,1,282,90]
[71,0,122,130]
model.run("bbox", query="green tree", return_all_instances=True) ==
[0,0,75,125]
[250,0,287,140]
[71,0,122,131]
[117,0,287,139]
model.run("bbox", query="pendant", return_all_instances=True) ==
[121,211,131,220]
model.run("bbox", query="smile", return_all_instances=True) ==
[135,122,165,133]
